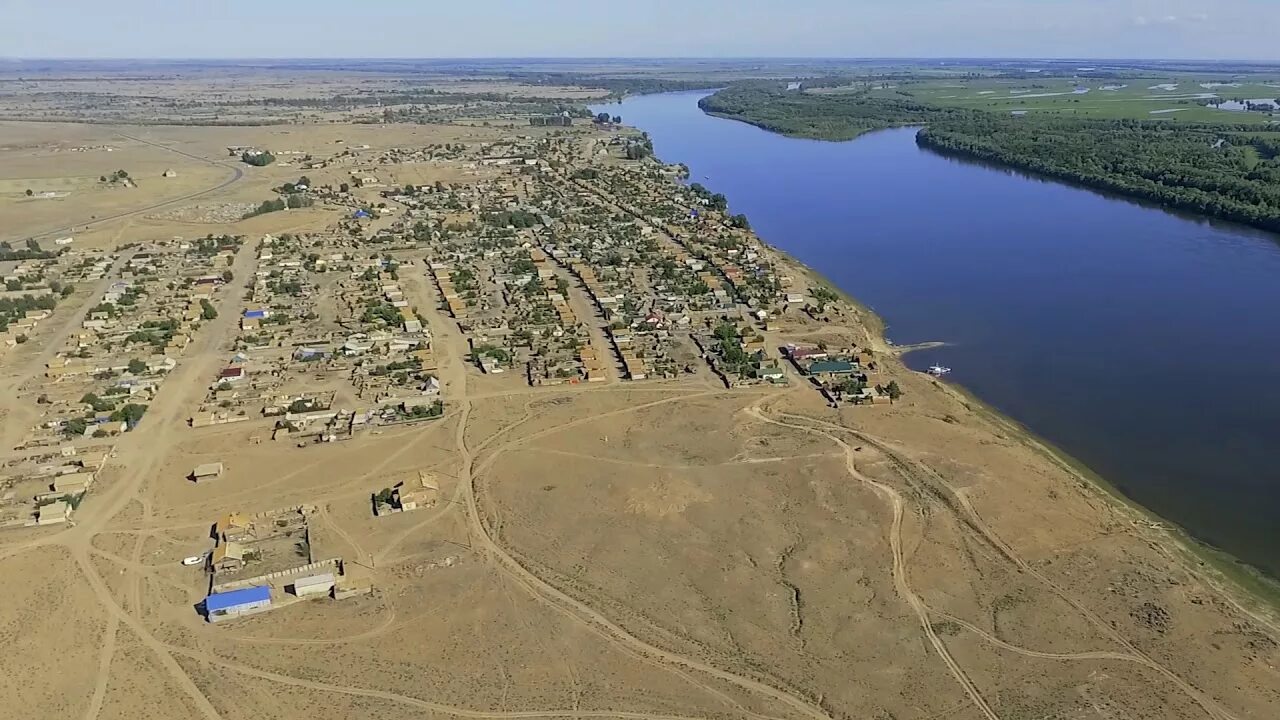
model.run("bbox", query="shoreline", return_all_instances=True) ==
[915,131,1280,240]
[665,140,1280,622]
[596,91,1280,621]
[736,189,1280,625]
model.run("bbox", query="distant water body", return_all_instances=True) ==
[592,91,1280,579]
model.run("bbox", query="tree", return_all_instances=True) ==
[127,358,147,375]
[221,270,234,282]
[25,189,33,197]
[63,418,88,436]
[110,403,148,426]
[884,380,903,401]
[612,115,622,124]
[595,112,611,124]
[339,182,350,193]
[200,299,218,320]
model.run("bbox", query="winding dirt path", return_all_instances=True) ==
[770,409,1240,720]
[746,408,1001,720]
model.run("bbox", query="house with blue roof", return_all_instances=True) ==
[204,585,272,623]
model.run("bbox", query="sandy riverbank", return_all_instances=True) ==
[766,239,1280,629]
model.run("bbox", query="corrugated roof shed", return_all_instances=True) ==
[294,573,335,590]
[206,586,270,612]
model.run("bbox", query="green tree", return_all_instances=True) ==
[63,418,88,436]
[200,299,218,320]
[127,358,147,374]
[110,403,148,426]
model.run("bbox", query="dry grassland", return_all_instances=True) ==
[0,109,1274,720]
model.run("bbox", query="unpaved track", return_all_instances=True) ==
[414,266,825,720]
[456,393,829,720]
[15,131,245,243]
[770,409,1240,720]
[747,408,1001,720]
[2,239,261,720]
[163,642,716,720]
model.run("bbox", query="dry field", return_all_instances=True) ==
[0,120,537,248]
[1,294,1275,720]
[0,113,1275,720]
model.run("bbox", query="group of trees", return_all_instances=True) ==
[917,116,1280,233]
[0,293,56,332]
[279,176,312,193]
[243,193,313,219]
[688,182,729,211]
[241,151,276,166]
[484,209,540,228]
[701,80,1280,233]
[698,82,967,141]
[624,136,653,160]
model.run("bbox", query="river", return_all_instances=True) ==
[592,91,1280,579]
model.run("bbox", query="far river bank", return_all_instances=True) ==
[591,91,1280,596]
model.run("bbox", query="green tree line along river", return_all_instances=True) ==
[699,83,1280,233]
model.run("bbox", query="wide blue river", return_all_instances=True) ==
[594,91,1280,578]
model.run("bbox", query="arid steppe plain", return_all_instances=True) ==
[0,66,1276,720]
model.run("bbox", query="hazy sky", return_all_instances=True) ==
[4,0,1277,60]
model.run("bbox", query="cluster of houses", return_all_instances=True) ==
[188,232,443,443]
[36,238,241,443]
[0,243,99,349]
[0,444,110,529]
[784,344,896,405]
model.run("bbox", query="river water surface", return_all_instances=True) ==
[593,91,1280,578]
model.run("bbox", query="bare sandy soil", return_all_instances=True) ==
[0,115,1275,720]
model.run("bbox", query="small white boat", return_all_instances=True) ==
[927,365,952,377]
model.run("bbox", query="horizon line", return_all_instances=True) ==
[4,55,1280,64]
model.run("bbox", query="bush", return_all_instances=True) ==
[63,418,88,436]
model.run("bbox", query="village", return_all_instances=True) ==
[0,118,904,626]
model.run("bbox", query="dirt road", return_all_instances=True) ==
[12,131,245,243]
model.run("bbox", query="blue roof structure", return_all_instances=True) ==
[244,309,266,319]
[206,585,270,612]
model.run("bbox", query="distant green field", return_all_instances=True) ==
[825,76,1280,125]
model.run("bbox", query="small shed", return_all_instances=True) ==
[191,462,224,482]
[205,585,271,622]
[290,573,336,598]
[37,500,70,525]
